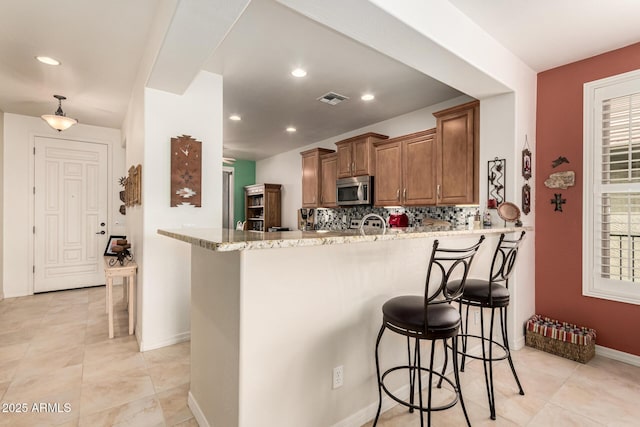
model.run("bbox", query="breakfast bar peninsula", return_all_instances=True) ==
[158,225,533,427]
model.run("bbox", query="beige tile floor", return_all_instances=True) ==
[0,286,195,427]
[364,342,640,427]
[2,287,640,426]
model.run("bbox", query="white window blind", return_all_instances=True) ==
[598,94,640,283]
[601,94,640,184]
[584,70,640,304]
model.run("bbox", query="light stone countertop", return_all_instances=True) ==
[158,225,532,252]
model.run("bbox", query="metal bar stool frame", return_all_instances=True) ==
[373,236,485,427]
[443,231,526,421]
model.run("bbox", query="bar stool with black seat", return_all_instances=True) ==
[447,231,526,421]
[373,236,485,427]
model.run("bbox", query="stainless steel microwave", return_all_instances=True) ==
[336,176,373,206]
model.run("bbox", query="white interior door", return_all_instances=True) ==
[34,137,108,292]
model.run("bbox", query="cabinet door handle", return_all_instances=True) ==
[437,184,441,200]
[352,162,355,174]
[403,188,407,201]
[396,189,400,200]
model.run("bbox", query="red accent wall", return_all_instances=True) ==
[536,42,640,356]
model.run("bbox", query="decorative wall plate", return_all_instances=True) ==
[522,148,532,180]
[497,202,521,223]
[522,135,532,180]
[522,184,531,215]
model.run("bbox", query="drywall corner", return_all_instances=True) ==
[0,110,4,300]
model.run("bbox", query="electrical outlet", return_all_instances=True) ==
[474,311,480,325]
[332,365,344,389]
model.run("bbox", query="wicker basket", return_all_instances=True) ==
[525,315,596,364]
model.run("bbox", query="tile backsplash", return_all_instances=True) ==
[314,206,480,230]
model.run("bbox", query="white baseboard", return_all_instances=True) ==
[596,345,640,367]
[139,331,190,352]
[513,335,525,350]
[188,391,210,427]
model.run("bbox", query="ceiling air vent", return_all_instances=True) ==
[317,92,349,106]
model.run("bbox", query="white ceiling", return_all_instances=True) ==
[1,0,640,159]
[449,0,640,72]
[0,0,159,129]
[203,0,462,160]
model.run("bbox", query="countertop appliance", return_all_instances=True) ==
[298,208,316,230]
[388,213,409,227]
[337,175,373,206]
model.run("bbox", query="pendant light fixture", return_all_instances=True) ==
[41,95,77,131]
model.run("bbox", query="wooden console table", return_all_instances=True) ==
[103,257,137,338]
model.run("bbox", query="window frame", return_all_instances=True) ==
[583,69,640,305]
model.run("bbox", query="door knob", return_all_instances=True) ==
[96,230,106,235]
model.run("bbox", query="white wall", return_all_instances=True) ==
[478,93,535,345]
[123,80,146,343]
[138,70,223,351]
[120,0,224,351]
[2,113,124,298]
[121,0,178,348]
[479,94,516,225]
[0,111,3,300]
[256,95,474,229]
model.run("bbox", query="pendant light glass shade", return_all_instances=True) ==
[41,95,77,131]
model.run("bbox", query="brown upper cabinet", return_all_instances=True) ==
[335,133,388,178]
[373,100,479,207]
[432,100,479,205]
[320,152,338,207]
[300,148,335,208]
[302,101,478,208]
[374,129,437,206]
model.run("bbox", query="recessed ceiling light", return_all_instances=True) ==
[35,56,61,66]
[361,94,375,101]
[291,68,307,78]
[286,127,297,133]
[229,115,241,121]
